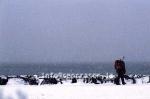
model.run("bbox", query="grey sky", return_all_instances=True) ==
[0,0,150,63]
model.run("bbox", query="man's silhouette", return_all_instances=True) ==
[114,59,126,85]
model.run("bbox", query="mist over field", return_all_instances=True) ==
[0,0,150,63]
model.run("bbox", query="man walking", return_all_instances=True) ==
[114,58,126,85]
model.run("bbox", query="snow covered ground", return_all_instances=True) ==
[0,75,150,99]
[0,83,150,99]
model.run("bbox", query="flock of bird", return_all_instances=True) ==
[0,73,150,85]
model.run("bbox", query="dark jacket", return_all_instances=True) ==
[114,60,126,74]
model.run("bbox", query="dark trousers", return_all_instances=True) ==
[118,73,126,84]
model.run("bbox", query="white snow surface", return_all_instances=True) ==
[0,76,150,99]
[0,83,150,99]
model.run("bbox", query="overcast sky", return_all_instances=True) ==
[0,0,150,63]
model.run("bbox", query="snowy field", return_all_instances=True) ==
[0,74,150,99]
[0,83,150,99]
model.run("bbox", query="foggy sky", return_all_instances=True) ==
[0,0,150,63]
